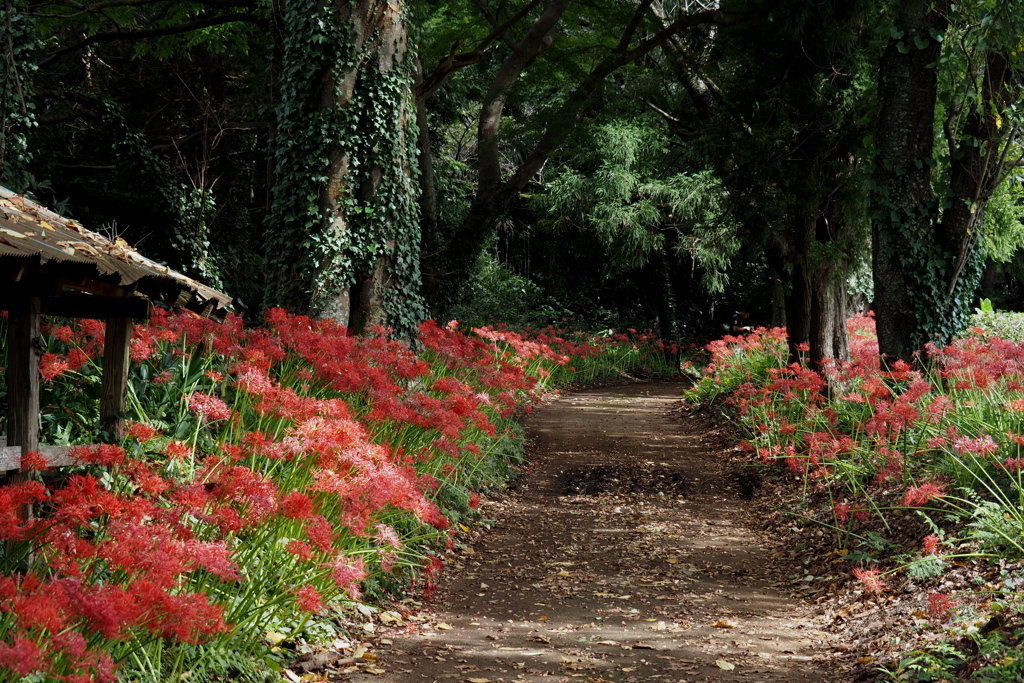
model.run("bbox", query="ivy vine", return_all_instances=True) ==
[0,1,38,191]
[266,0,425,336]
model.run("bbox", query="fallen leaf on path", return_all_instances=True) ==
[632,642,655,649]
[557,570,571,577]
[465,678,490,683]
[597,640,618,646]
[856,656,876,665]
[436,623,454,630]
[715,659,736,671]
[531,635,551,644]
[283,670,301,682]
[364,665,387,674]
[713,619,738,629]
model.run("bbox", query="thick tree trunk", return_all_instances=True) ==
[317,0,414,328]
[870,0,946,364]
[267,0,422,331]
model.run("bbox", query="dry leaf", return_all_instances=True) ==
[557,570,571,577]
[713,619,738,629]
[666,558,679,564]
[436,623,454,630]
[265,631,287,645]
[597,640,618,646]
[283,670,302,683]
[856,656,876,665]
[715,659,736,671]
[466,678,491,683]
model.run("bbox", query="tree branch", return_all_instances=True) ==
[469,0,519,50]
[37,12,262,67]
[416,0,542,104]
[477,0,572,190]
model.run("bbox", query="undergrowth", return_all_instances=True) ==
[687,312,1024,682]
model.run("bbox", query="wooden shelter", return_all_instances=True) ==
[0,186,231,474]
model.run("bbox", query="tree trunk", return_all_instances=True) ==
[785,259,811,364]
[267,0,423,333]
[870,0,946,364]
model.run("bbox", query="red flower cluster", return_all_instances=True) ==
[3,307,636,680]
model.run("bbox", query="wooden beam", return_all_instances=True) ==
[6,297,41,456]
[0,444,77,471]
[100,318,133,438]
[5,296,41,520]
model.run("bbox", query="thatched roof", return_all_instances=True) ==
[0,186,231,320]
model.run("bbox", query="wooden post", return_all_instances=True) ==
[100,318,133,439]
[5,295,41,521]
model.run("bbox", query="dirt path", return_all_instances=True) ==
[348,382,844,683]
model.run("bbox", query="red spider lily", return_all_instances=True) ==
[852,567,886,593]
[69,444,126,468]
[40,353,71,381]
[927,593,957,622]
[286,540,314,561]
[375,524,401,548]
[903,482,947,508]
[20,450,49,472]
[124,420,161,442]
[0,634,44,677]
[188,392,232,422]
[0,305,645,682]
[923,534,941,556]
[294,585,325,613]
[331,557,367,600]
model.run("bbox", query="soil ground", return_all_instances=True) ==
[341,381,851,683]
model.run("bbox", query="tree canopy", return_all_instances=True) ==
[3,0,1024,360]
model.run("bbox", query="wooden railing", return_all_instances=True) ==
[0,436,78,471]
